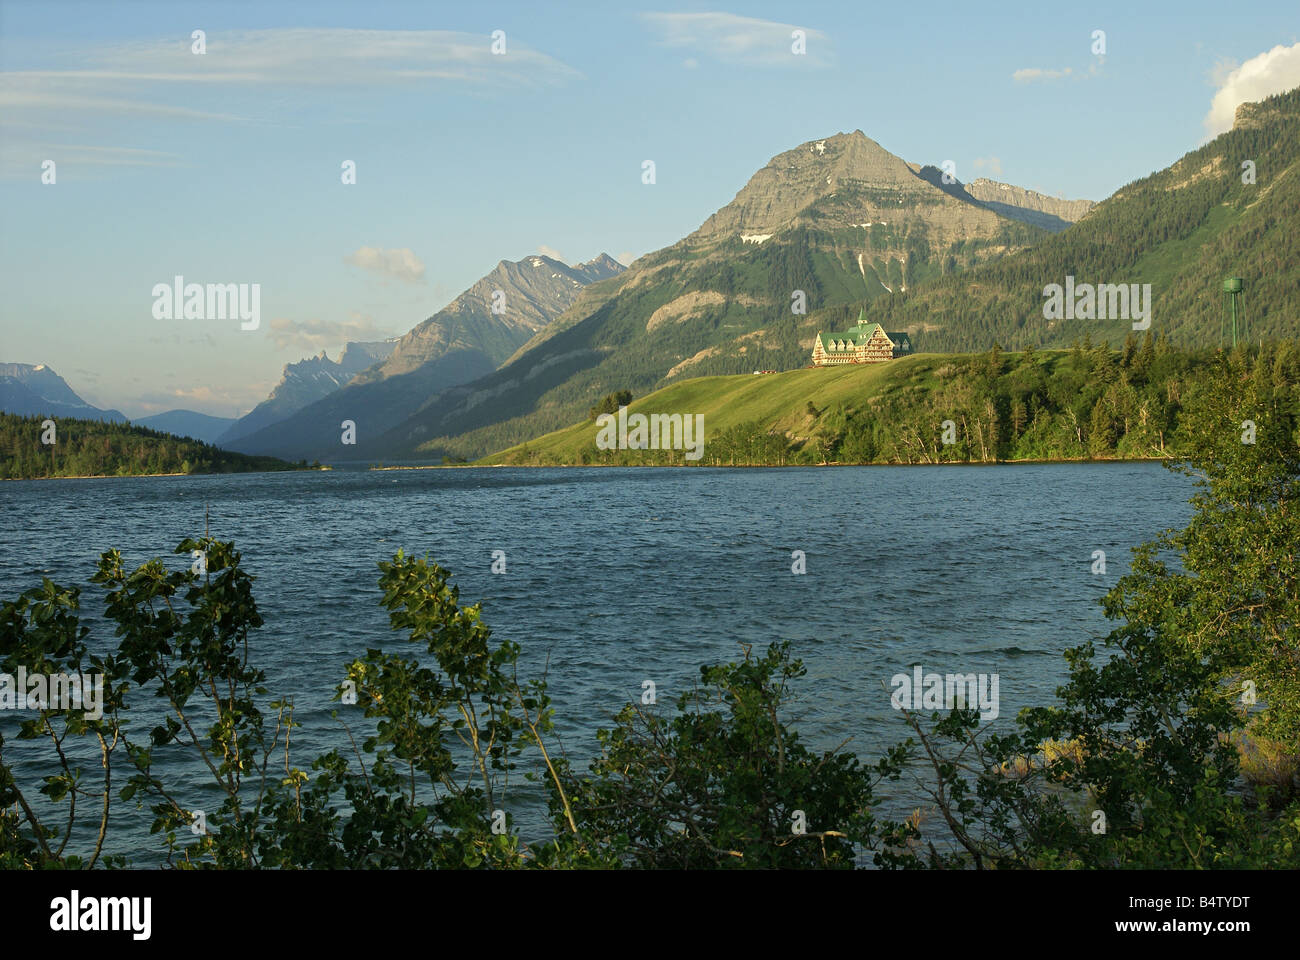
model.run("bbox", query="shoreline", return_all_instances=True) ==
[3,468,320,481]
[378,455,1176,471]
[6,457,1177,479]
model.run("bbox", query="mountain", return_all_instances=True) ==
[0,363,126,422]
[224,254,626,459]
[963,179,1096,232]
[132,409,236,445]
[345,131,1058,462]
[867,86,1300,352]
[218,339,397,445]
[350,254,623,384]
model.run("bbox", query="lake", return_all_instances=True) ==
[0,463,1193,863]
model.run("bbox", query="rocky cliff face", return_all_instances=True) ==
[964,178,1095,232]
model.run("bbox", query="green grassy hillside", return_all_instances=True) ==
[478,337,1300,467]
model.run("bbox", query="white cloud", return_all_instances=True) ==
[267,312,394,352]
[616,252,634,267]
[1209,57,1240,88]
[1203,42,1300,138]
[344,247,426,284]
[973,156,1003,177]
[1012,67,1072,82]
[0,142,183,178]
[537,244,566,263]
[640,12,832,67]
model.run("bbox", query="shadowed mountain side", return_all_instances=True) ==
[223,349,497,460]
[217,339,397,445]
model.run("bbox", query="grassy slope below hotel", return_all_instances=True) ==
[478,337,1300,467]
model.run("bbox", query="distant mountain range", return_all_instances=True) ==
[0,363,126,422]
[223,253,625,459]
[0,364,236,443]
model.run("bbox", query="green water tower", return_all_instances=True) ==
[1223,277,1245,347]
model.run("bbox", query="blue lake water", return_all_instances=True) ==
[0,464,1193,864]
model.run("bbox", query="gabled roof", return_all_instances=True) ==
[815,309,911,352]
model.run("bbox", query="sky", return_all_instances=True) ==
[2,0,1299,419]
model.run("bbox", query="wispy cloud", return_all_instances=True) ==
[1012,67,1072,83]
[537,244,566,263]
[344,247,426,284]
[0,29,580,176]
[2,28,578,102]
[267,312,394,353]
[972,156,1003,177]
[132,383,264,417]
[640,12,832,67]
[1203,42,1300,138]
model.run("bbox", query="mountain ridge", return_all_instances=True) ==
[0,363,127,423]
[224,253,626,458]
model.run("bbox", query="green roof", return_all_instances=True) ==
[815,309,911,352]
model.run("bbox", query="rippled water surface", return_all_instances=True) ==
[0,464,1192,863]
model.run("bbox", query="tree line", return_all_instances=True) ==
[0,413,304,479]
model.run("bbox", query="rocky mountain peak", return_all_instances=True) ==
[692,130,922,239]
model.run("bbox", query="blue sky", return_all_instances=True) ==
[2,0,1298,418]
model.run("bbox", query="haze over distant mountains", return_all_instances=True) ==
[133,410,235,445]
[0,364,235,443]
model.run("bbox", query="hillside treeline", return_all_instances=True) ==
[0,413,304,479]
